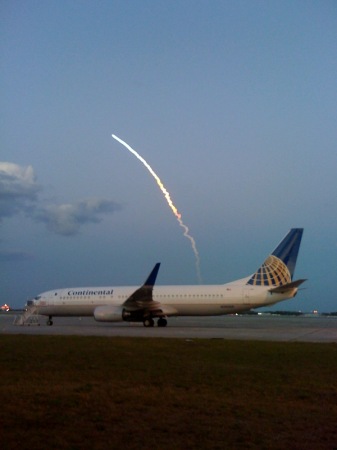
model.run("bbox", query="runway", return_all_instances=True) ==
[1,313,336,342]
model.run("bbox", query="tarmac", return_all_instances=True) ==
[1,313,337,342]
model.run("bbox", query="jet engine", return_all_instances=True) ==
[94,305,125,322]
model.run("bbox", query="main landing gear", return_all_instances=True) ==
[143,318,167,327]
[158,318,167,327]
[47,316,53,326]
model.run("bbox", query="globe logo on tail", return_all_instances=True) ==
[247,255,291,287]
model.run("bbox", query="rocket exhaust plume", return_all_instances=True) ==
[112,134,202,283]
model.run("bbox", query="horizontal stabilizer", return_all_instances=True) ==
[269,279,307,294]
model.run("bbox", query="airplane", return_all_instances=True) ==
[26,228,305,327]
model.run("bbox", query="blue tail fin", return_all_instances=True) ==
[247,229,303,287]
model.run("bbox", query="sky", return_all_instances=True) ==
[1,1,337,312]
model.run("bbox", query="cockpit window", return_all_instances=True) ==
[34,296,41,300]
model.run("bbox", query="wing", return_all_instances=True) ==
[123,263,177,318]
[122,263,162,313]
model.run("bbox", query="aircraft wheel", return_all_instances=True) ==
[158,318,167,327]
[143,318,154,327]
[47,319,53,326]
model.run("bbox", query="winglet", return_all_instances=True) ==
[144,263,161,287]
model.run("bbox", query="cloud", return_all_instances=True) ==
[0,162,41,220]
[1,162,122,236]
[0,249,34,262]
[34,198,122,236]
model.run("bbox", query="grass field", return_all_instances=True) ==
[1,336,336,450]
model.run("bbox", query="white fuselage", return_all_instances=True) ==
[30,277,297,318]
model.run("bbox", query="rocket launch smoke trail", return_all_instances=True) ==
[112,134,202,283]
